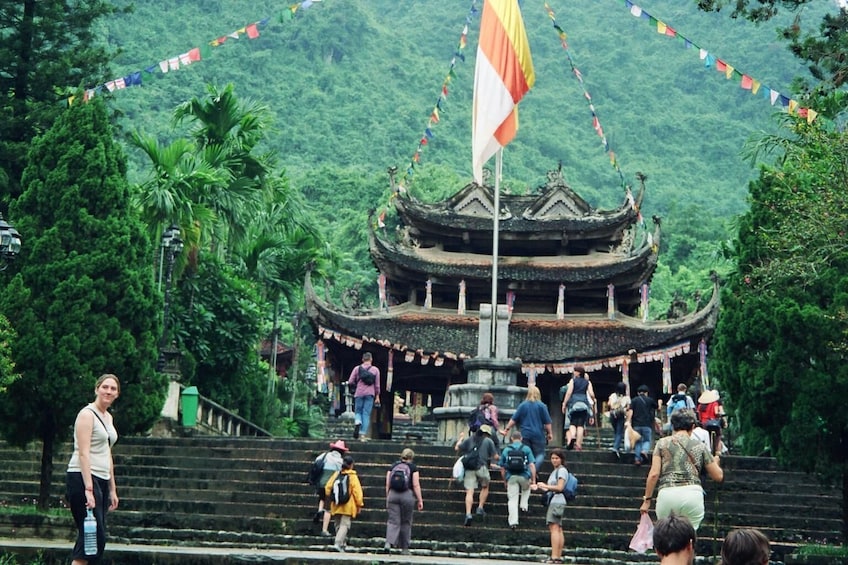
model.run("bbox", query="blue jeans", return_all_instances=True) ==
[634,425,653,459]
[354,395,375,435]
[611,415,625,451]
[523,438,546,469]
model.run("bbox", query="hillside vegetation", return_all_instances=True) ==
[103,0,817,295]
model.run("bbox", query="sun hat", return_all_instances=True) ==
[698,389,720,404]
[479,424,494,435]
[329,439,350,452]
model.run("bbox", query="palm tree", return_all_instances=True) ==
[173,84,276,257]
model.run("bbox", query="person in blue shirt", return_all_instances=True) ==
[499,385,553,469]
[498,430,536,529]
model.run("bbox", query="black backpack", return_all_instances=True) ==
[505,446,527,473]
[461,437,483,470]
[306,453,326,486]
[358,365,376,386]
[389,461,411,492]
[331,472,351,504]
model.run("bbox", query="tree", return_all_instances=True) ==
[0,0,121,201]
[171,256,275,428]
[712,116,848,538]
[0,99,166,508]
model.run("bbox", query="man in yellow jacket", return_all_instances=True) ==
[324,454,364,552]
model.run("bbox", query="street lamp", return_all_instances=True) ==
[0,213,22,270]
[156,224,184,372]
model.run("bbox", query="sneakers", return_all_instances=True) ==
[509,524,518,530]
[312,509,324,524]
[464,514,473,526]
[319,530,332,537]
[353,423,361,440]
[332,544,345,552]
[401,549,411,555]
[520,506,528,513]
[476,506,486,516]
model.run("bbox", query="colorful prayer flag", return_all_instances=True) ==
[471,0,535,184]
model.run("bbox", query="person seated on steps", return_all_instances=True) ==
[721,528,771,565]
[653,512,696,564]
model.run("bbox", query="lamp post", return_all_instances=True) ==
[156,224,183,372]
[0,213,22,270]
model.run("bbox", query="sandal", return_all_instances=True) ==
[542,559,563,564]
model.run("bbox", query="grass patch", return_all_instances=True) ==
[794,544,848,558]
[0,553,46,565]
[0,502,66,518]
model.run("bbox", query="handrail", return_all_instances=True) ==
[190,389,273,437]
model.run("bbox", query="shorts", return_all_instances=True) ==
[546,502,565,525]
[462,465,491,490]
[569,409,589,427]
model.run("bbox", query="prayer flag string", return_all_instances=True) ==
[398,0,480,190]
[621,0,817,123]
[543,2,628,190]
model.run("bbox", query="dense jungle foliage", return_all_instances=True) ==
[101,0,821,304]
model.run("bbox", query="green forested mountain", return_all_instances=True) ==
[102,0,819,292]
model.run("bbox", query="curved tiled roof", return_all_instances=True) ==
[305,273,718,363]
[394,174,645,241]
[369,222,660,289]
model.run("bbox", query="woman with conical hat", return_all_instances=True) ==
[696,389,725,456]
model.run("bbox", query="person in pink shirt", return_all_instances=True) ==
[346,352,381,441]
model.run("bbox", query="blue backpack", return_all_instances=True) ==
[563,469,578,502]
[669,393,688,414]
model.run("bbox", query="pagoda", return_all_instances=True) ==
[305,167,718,441]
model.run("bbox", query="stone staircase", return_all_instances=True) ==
[0,427,842,564]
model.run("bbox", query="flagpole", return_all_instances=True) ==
[490,149,502,356]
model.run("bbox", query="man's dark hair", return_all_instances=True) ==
[653,513,696,557]
[362,352,372,362]
[721,528,770,565]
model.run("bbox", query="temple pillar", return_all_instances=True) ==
[434,303,527,442]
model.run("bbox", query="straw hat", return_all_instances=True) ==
[698,389,720,404]
[328,439,350,452]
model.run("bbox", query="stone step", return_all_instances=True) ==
[0,513,817,563]
[0,437,841,563]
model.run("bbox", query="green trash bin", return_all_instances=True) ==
[181,386,199,427]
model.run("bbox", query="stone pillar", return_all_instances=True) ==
[434,303,527,443]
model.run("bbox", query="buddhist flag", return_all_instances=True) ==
[471,0,535,184]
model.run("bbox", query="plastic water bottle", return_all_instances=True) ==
[83,508,97,556]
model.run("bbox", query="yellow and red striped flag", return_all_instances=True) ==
[472,0,535,184]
